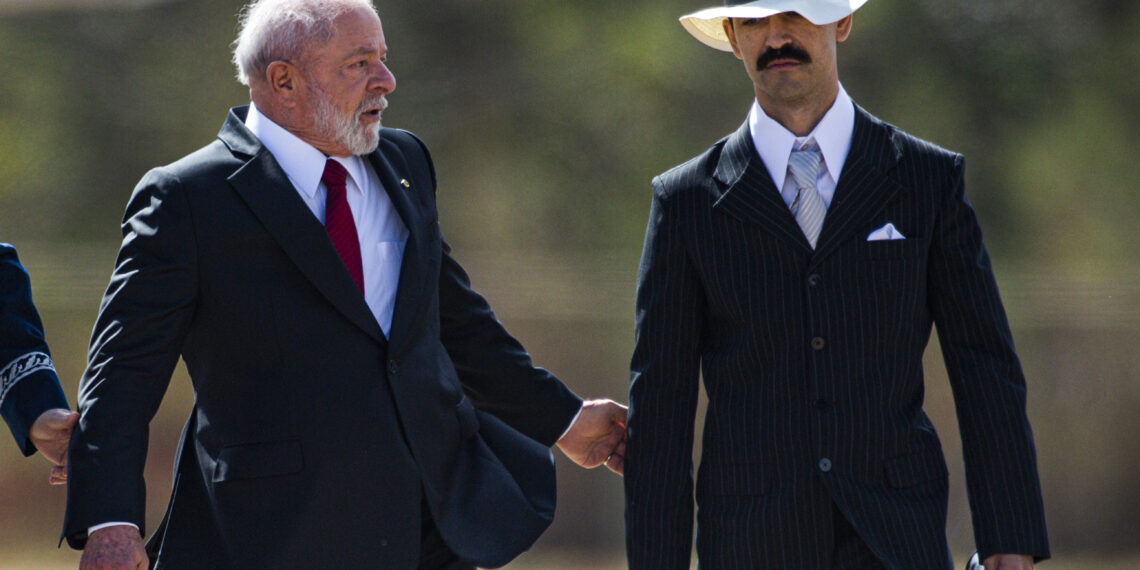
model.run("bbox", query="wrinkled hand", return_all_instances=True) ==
[80,525,148,570]
[983,554,1034,569]
[556,399,627,475]
[29,408,79,485]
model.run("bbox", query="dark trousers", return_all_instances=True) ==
[831,503,887,570]
[418,501,474,570]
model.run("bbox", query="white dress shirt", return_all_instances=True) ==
[246,102,408,337]
[748,85,856,207]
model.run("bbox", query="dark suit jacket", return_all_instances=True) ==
[625,107,1049,569]
[63,107,582,569]
[1,243,69,455]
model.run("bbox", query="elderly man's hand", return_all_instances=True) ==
[79,526,148,570]
[556,399,627,475]
[29,408,79,485]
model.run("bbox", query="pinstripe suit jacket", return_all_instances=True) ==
[625,106,1049,569]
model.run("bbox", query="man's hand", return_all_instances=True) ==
[555,399,627,475]
[983,554,1034,569]
[80,525,148,570]
[29,408,79,485]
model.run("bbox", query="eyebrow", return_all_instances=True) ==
[346,45,385,59]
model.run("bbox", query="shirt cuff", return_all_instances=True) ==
[88,522,139,536]
[557,403,585,441]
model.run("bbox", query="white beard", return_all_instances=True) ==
[310,85,383,156]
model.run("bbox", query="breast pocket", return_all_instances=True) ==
[374,240,406,266]
[862,237,927,260]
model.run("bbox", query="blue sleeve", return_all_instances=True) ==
[0,244,70,456]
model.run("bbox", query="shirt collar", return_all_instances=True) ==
[245,101,367,199]
[748,85,855,189]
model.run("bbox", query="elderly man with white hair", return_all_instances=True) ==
[62,1,627,568]
[623,1,1050,569]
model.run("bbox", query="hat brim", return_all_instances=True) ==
[680,0,868,51]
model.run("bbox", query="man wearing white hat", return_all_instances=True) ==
[624,1,1050,568]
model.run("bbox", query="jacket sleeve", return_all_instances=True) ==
[391,130,583,447]
[0,244,70,456]
[436,245,582,447]
[624,180,704,570]
[62,168,199,549]
[927,155,1050,561]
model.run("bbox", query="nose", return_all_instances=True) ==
[764,14,795,48]
[370,60,396,95]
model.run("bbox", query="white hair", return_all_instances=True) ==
[232,0,378,86]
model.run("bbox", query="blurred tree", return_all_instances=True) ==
[1,0,1139,562]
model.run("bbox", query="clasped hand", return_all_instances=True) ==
[29,407,79,485]
[555,399,627,475]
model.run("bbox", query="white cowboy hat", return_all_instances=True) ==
[680,0,869,51]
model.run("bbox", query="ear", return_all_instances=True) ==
[723,18,744,60]
[265,60,301,107]
[835,14,853,42]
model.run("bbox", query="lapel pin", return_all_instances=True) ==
[400,178,411,189]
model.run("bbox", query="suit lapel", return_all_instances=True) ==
[711,120,812,252]
[710,107,905,260]
[219,108,386,345]
[812,106,903,261]
[367,134,432,359]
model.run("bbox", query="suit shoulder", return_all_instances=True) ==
[381,127,424,147]
[892,128,964,188]
[895,128,960,162]
[380,127,437,191]
[652,134,731,199]
[867,112,962,167]
[140,139,244,188]
[859,111,966,198]
[168,139,245,176]
[380,128,433,162]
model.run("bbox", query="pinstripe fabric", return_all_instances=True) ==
[625,107,1049,569]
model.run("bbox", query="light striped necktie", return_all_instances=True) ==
[788,145,826,249]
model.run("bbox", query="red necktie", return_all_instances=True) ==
[321,159,365,296]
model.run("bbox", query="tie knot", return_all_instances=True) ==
[322,159,348,190]
[788,145,822,191]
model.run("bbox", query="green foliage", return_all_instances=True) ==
[2,0,1139,560]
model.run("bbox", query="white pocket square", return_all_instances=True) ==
[867,223,906,241]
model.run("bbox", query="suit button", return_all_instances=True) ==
[388,361,398,375]
[808,274,822,287]
[811,337,825,350]
[815,399,830,412]
[819,458,832,472]
[380,539,389,547]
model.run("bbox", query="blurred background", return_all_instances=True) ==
[2,0,1138,567]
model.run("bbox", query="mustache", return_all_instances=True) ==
[357,95,388,115]
[755,44,812,70]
